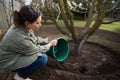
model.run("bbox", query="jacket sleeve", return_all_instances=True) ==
[9,36,50,55]
[37,37,49,45]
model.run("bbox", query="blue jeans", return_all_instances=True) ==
[14,54,48,79]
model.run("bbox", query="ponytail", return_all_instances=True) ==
[13,11,21,27]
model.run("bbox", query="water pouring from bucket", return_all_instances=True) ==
[47,37,69,62]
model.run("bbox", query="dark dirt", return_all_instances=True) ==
[0,24,120,80]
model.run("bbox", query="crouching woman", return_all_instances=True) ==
[0,5,57,80]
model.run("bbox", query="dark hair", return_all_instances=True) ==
[13,5,41,27]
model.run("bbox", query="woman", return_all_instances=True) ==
[0,5,57,80]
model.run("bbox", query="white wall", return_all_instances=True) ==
[24,0,32,5]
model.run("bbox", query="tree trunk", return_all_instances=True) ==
[73,41,80,56]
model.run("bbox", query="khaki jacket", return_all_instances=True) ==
[0,25,49,72]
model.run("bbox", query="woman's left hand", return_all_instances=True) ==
[50,39,57,46]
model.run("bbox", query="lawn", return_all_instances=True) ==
[74,20,120,33]
[55,20,120,33]
[100,22,120,33]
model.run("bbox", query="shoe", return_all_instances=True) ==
[14,73,33,80]
[24,77,33,80]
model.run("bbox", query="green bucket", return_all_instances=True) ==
[48,37,69,62]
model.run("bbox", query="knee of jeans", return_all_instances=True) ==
[41,54,48,65]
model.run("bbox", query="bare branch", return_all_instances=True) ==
[45,0,70,36]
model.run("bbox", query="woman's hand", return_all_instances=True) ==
[45,39,57,48]
[50,39,57,46]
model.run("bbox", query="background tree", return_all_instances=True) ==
[45,0,111,55]
[103,0,120,24]
[31,0,61,22]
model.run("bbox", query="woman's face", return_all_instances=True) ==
[25,15,42,31]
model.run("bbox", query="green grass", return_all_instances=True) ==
[100,22,120,33]
[77,20,119,33]
[73,20,120,33]
[46,20,120,33]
